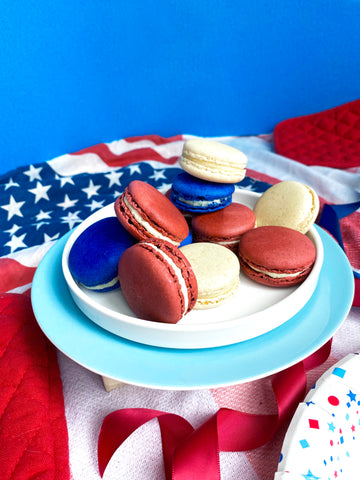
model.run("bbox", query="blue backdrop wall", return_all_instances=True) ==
[1,0,359,171]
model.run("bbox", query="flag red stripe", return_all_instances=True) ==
[0,259,36,293]
[71,144,181,168]
[125,134,185,145]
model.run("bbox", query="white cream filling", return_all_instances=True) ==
[146,243,189,315]
[177,195,222,207]
[84,276,119,291]
[124,196,178,245]
[217,239,238,246]
[195,277,239,309]
[250,265,307,279]
[181,155,246,180]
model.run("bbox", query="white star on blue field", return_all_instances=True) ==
[0,161,270,255]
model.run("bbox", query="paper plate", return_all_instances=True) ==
[277,353,360,479]
[61,189,324,349]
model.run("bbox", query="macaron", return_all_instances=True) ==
[180,242,240,309]
[179,138,247,183]
[238,225,316,287]
[170,172,235,213]
[165,187,192,226]
[68,217,136,292]
[191,202,256,252]
[114,180,189,245]
[118,239,198,324]
[253,180,320,234]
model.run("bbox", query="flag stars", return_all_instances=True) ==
[23,165,42,182]
[82,180,101,199]
[33,221,50,231]
[149,169,166,181]
[104,170,123,188]
[4,178,20,190]
[44,232,60,243]
[159,182,172,191]
[35,210,52,221]
[28,182,51,203]
[55,174,75,187]
[235,183,254,191]
[4,224,22,236]
[112,190,123,199]
[57,194,78,210]
[128,164,142,175]
[5,233,27,253]
[85,199,105,211]
[61,211,82,230]
[1,195,25,220]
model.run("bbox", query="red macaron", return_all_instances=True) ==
[238,226,316,287]
[115,180,189,246]
[118,239,198,324]
[191,202,256,252]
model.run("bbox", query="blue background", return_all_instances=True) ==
[1,0,359,172]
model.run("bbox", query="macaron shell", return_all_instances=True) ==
[238,225,316,287]
[179,138,247,183]
[180,242,240,309]
[115,180,189,244]
[68,217,136,291]
[170,172,235,213]
[118,240,198,324]
[192,202,256,250]
[253,181,320,234]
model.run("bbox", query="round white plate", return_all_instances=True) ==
[31,226,353,389]
[277,353,360,479]
[61,189,323,349]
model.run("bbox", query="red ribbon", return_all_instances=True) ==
[98,339,332,479]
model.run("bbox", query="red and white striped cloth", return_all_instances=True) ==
[0,134,359,480]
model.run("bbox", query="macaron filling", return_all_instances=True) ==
[247,263,309,279]
[180,153,245,181]
[176,195,225,208]
[85,276,119,291]
[144,242,190,316]
[123,196,178,245]
[197,276,239,308]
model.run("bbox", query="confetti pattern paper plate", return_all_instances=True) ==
[276,353,360,479]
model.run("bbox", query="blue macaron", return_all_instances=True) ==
[170,172,235,213]
[68,217,136,292]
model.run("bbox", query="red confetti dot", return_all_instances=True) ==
[328,395,339,406]
[330,439,334,446]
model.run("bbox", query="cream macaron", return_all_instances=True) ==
[179,138,247,183]
[253,180,320,234]
[180,242,240,309]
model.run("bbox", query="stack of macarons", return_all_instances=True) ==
[236,180,320,287]
[67,137,320,326]
[170,138,255,252]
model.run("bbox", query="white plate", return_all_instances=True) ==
[61,189,323,349]
[277,353,360,479]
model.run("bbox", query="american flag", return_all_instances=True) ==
[0,134,271,293]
